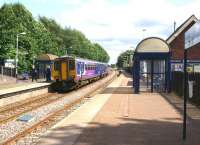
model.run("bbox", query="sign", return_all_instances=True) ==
[5,59,15,68]
[185,20,200,49]
[194,65,200,72]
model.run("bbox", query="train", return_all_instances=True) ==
[51,55,109,91]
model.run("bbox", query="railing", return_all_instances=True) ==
[0,66,16,78]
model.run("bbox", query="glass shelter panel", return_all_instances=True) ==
[140,60,151,92]
[153,60,166,92]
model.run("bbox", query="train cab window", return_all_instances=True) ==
[69,59,75,70]
[54,61,60,71]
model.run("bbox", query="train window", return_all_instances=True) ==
[69,60,75,70]
[54,61,60,71]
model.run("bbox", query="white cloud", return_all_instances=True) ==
[52,0,200,64]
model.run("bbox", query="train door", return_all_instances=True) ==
[68,59,76,80]
[77,62,81,75]
[76,61,84,80]
[80,62,85,79]
[61,61,67,80]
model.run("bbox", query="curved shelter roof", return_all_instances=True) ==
[136,37,170,53]
[37,54,58,61]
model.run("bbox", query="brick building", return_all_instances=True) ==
[167,15,200,72]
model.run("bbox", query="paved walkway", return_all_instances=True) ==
[38,74,200,145]
[0,82,50,96]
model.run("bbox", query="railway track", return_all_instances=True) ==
[2,96,85,145]
[0,78,98,125]
[0,93,63,125]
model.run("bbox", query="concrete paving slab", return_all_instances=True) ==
[38,75,123,145]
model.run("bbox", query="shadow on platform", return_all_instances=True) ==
[127,80,133,86]
[123,72,132,78]
[41,117,200,145]
[101,86,133,94]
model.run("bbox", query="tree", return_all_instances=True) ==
[39,16,110,62]
[0,3,57,73]
[116,50,134,68]
[0,3,110,74]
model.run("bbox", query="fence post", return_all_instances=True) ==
[1,66,3,78]
[11,67,13,77]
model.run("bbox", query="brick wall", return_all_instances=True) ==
[169,21,200,60]
[188,43,200,59]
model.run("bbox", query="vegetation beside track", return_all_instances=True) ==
[0,3,109,73]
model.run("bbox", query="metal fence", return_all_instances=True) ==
[171,71,200,105]
[0,66,16,78]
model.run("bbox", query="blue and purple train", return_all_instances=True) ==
[52,55,108,91]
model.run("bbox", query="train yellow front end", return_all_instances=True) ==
[51,56,76,91]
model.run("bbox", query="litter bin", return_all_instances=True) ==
[188,81,194,98]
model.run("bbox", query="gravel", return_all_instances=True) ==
[0,72,116,144]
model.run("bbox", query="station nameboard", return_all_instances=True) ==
[185,20,200,49]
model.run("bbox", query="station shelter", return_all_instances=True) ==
[36,54,58,79]
[133,37,171,93]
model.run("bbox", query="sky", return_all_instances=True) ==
[1,0,200,64]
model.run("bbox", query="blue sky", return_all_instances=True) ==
[1,0,200,64]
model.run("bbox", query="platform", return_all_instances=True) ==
[38,74,200,145]
[0,82,50,107]
[0,82,50,97]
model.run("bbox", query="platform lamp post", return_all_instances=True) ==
[183,29,192,140]
[16,32,26,80]
[183,44,188,140]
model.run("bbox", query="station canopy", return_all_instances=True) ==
[36,54,58,61]
[136,37,170,53]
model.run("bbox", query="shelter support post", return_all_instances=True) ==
[134,57,140,94]
[151,60,154,92]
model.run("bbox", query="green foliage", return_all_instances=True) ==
[0,3,57,73]
[116,50,134,68]
[39,16,110,62]
[0,3,109,74]
[111,64,116,68]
